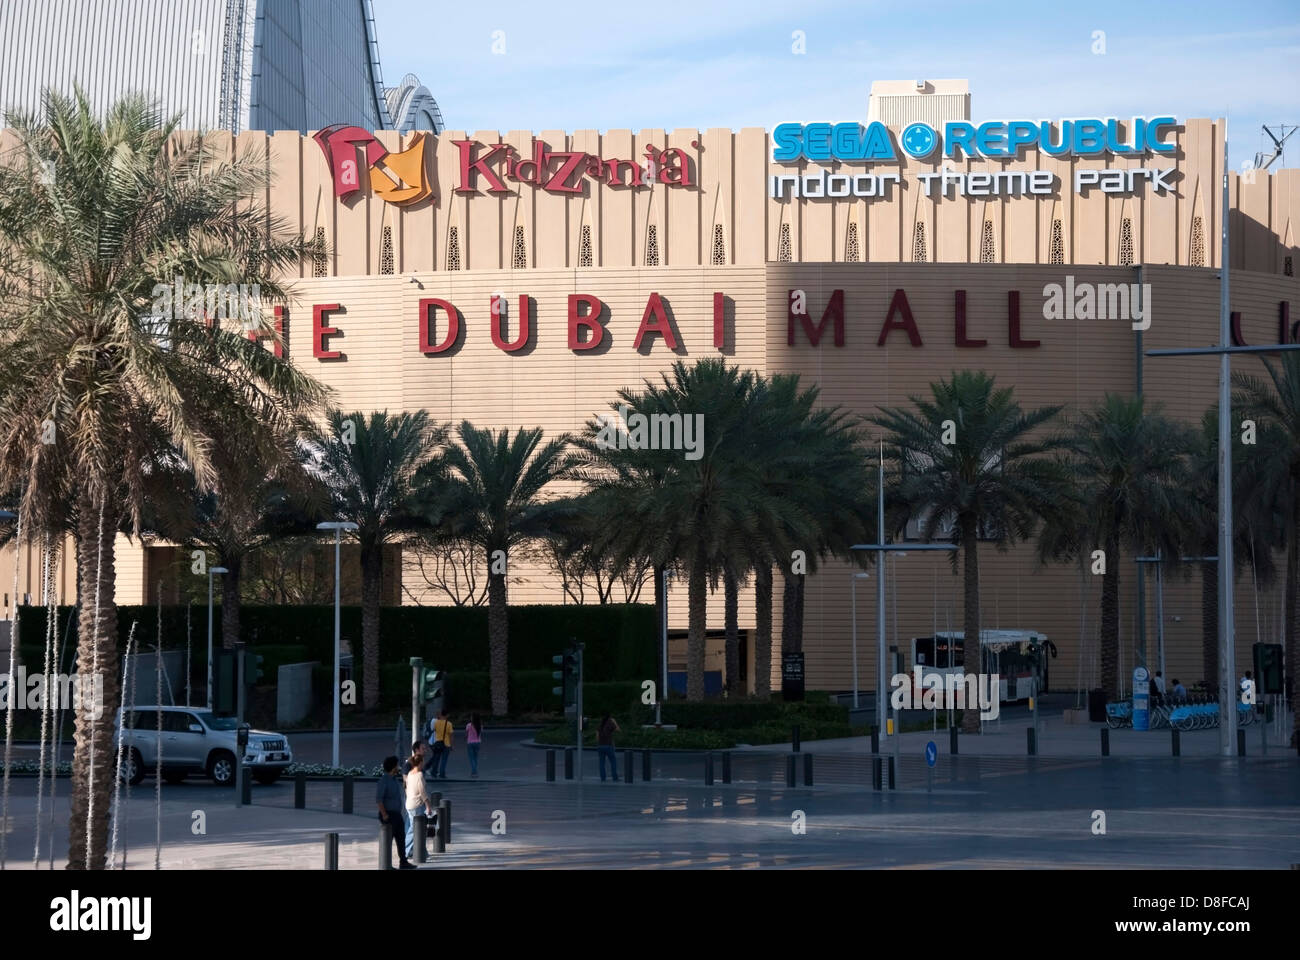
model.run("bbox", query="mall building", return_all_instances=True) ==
[2,106,1298,698]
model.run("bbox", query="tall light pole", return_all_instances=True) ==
[852,446,956,737]
[850,571,870,708]
[206,565,228,709]
[318,521,358,768]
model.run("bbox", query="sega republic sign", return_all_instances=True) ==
[769,117,1178,200]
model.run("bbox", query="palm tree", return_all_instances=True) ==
[426,422,577,715]
[1040,394,1195,701]
[1234,355,1300,744]
[302,410,446,711]
[0,90,326,869]
[873,371,1068,731]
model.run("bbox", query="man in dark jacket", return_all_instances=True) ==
[375,755,415,869]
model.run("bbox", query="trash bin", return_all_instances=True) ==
[1088,688,1107,723]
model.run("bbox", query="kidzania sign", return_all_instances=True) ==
[769,117,1180,200]
[454,140,695,194]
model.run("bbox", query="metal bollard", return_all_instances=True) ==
[950,725,959,755]
[871,726,879,754]
[295,772,307,809]
[1027,727,1037,756]
[872,755,882,791]
[623,750,633,783]
[1171,729,1181,756]
[564,747,574,780]
[722,751,732,784]
[240,767,252,805]
[642,749,652,782]
[1237,728,1246,757]
[887,756,896,790]
[803,752,813,786]
[413,815,428,863]
[378,822,392,870]
[433,821,445,853]
[440,799,451,844]
[785,754,796,787]
[704,753,714,786]
[324,831,339,870]
[546,749,556,782]
[342,776,354,815]
[1101,727,1110,756]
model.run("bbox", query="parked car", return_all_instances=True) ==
[115,706,292,786]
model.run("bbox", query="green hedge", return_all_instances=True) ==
[17,603,655,683]
[535,725,733,750]
[622,699,850,730]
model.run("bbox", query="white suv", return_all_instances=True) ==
[116,706,293,786]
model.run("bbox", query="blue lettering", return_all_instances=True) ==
[1144,116,1177,153]
[1072,119,1106,156]
[772,123,803,162]
[1106,118,1135,154]
[975,121,1009,156]
[832,122,863,159]
[804,122,832,160]
[1007,121,1037,154]
[945,122,975,159]
[1040,121,1071,156]
[861,122,896,161]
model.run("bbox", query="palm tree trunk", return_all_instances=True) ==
[686,556,707,701]
[723,568,739,697]
[220,554,241,650]
[487,556,509,716]
[1201,551,1218,688]
[360,542,383,712]
[754,562,773,699]
[961,514,982,733]
[1099,533,1121,701]
[68,494,122,871]
[781,572,799,655]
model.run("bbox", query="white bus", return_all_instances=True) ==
[908,630,1049,703]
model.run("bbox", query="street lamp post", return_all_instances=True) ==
[850,572,870,709]
[317,521,359,768]
[206,565,228,709]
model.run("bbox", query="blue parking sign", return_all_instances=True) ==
[925,741,937,767]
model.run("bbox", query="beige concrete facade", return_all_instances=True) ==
[3,119,1300,697]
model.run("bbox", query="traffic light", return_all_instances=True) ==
[212,649,237,716]
[1253,643,1283,695]
[243,652,264,686]
[552,646,579,706]
[422,668,446,713]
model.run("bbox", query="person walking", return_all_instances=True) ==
[404,746,436,860]
[375,755,416,870]
[597,712,620,782]
[402,740,433,860]
[465,713,483,778]
[432,708,454,779]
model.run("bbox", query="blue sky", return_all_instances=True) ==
[372,0,1300,168]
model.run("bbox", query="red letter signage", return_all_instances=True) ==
[313,303,342,359]
[454,141,511,194]
[419,298,459,354]
[1007,291,1039,348]
[954,290,987,348]
[568,294,606,350]
[248,304,285,358]
[878,290,923,347]
[789,289,845,347]
[713,292,726,350]
[633,293,680,351]
[491,295,531,352]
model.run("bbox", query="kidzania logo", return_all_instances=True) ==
[772,117,1178,162]
[313,124,433,206]
[454,140,695,194]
